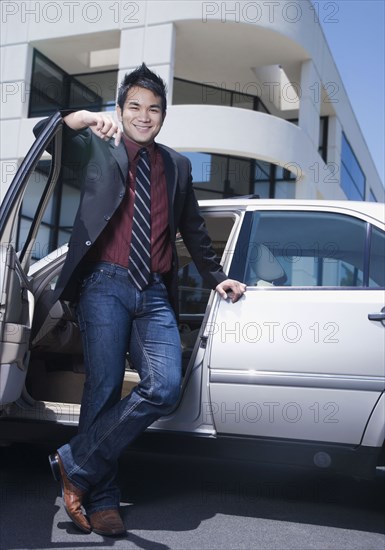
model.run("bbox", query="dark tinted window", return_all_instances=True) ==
[29,52,67,116]
[17,158,80,262]
[341,133,366,200]
[29,50,117,117]
[183,152,296,200]
[240,211,369,287]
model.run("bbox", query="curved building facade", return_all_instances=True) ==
[1,0,384,203]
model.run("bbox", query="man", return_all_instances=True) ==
[40,64,245,537]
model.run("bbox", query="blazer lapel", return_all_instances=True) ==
[109,141,129,185]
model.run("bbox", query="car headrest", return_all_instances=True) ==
[250,244,287,285]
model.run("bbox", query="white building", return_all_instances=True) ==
[1,0,384,206]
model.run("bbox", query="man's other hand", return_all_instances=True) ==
[215,279,246,303]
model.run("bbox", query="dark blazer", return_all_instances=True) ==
[34,114,227,316]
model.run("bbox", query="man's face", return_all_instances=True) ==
[116,86,165,146]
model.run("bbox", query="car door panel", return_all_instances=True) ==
[208,288,384,444]
[209,289,385,377]
[209,383,379,444]
[0,245,34,405]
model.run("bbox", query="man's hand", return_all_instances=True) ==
[215,279,246,303]
[63,110,122,147]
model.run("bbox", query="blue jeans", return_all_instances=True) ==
[57,262,182,514]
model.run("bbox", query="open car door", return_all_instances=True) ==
[0,112,63,406]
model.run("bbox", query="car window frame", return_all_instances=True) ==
[229,209,384,290]
[0,112,63,269]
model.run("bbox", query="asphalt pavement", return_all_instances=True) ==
[0,443,384,550]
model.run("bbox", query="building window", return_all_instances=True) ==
[369,189,378,202]
[29,49,117,117]
[318,117,328,163]
[341,133,366,200]
[29,52,67,117]
[182,152,295,200]
[68,71,117,112]
[173,78,270,114]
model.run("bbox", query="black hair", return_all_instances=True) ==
[117,63,167,114]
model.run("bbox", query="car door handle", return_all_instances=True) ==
[368,307,385,321]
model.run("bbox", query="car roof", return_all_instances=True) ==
[198,199,385,225]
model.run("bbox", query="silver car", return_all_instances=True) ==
[1,113,384,479]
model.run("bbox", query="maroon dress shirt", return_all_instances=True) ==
[87,135,172,274]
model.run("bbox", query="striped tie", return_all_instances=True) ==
[128,148,151,290]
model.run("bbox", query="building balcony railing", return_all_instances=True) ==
[159,104,328,194]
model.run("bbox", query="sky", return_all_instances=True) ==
[317,0,385,185]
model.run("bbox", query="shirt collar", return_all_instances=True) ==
[122,134,157,164]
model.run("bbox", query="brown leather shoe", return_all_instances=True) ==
[89,508,126,537]
[49,453,91,534]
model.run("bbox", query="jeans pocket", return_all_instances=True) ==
[79,269,104,293]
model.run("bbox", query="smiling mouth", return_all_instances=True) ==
[134,125,151,130]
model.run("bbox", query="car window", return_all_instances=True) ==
[17,159,52,259]
[241,211,372,287]
[16,157,80,263]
